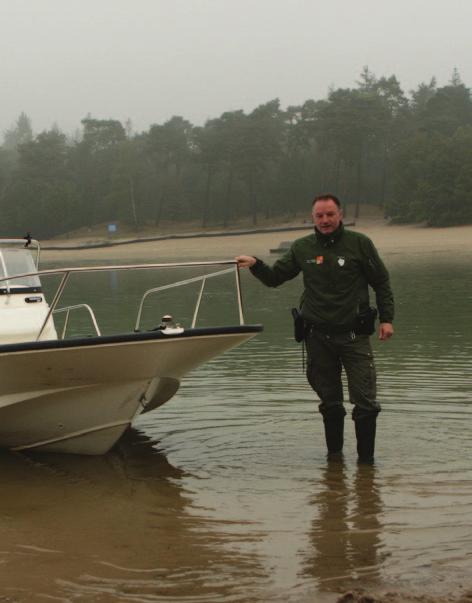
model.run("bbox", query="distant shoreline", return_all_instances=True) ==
[41,221,472,264]
[42,223,320,251]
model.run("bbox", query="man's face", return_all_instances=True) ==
[312,199,342,235]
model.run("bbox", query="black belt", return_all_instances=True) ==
[307,322,355,336]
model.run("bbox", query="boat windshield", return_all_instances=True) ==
[0,248,41,289]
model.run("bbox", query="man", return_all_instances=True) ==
[236,194,394,463]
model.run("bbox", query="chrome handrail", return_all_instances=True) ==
[134,267,235,331]
[0,260,244,341]
[53,304,101,338]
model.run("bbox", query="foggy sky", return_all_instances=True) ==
[1,0,471,137]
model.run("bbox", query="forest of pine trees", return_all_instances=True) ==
[1,68,471,238]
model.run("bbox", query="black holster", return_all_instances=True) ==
[291,308,306,342]
[354,306,378,336]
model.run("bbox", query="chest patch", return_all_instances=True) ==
[337,257,345,266]
[307,256,324,265]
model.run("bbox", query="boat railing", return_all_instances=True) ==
[0,260,244,342]
[134,266,235,331]
[53,304,102,338]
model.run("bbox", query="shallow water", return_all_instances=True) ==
[1,253,471,602]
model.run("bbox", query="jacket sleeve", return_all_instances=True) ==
[249,248,301,287]
[361,238,394,323]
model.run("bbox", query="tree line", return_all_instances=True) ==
[0,67,471,238]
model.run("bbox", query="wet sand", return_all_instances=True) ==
[41,221,472,264]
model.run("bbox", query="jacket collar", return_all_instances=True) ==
[314,222,344,247]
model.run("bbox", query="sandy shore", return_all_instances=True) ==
[41,221,472,264]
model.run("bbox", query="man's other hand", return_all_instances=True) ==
[379,322,394,341]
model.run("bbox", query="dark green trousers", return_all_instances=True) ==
[305,329,380,416]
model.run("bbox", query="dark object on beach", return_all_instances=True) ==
[269,222,356,253]
[270,241,292,253]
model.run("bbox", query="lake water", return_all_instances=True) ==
[1,251,471,602]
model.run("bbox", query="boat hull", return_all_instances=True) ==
[0,326,261,455]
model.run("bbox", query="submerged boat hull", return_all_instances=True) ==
[0,326,261,455]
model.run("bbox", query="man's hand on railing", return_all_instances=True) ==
[235,256,257,269]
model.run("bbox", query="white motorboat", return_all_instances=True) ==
[0,238,262,455]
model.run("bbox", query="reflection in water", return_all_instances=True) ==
[349,465,383,584]
[0,429,267,602]
[303,460,383,592]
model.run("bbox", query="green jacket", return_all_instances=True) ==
[250,224,394,330]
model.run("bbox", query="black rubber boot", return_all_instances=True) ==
[322,406,346,455]
[353,410,378,464]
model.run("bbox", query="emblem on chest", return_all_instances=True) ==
[305,255,348,267]
[306,255,324,265]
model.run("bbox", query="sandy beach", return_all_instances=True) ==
[41,220,472,264]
